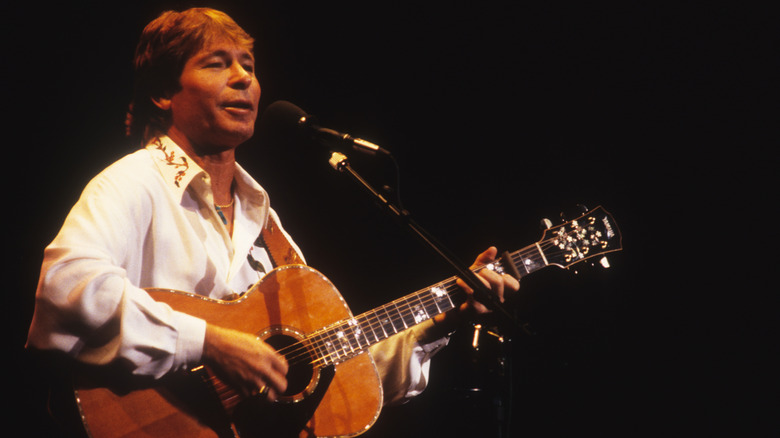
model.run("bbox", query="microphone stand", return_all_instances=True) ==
[327,152,520,333]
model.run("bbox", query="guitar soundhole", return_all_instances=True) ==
[262,329,318,402]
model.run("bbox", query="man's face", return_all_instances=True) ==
[162,39,261,152]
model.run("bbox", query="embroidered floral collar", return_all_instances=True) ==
[149,136,191,187]
[146,135,270,216]
[146,136,206,201]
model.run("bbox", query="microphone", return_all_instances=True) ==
[261,100,391,156]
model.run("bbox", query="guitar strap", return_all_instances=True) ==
[257,214,304,268]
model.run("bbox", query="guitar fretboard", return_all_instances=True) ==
[299,243,550,367]
[304,278,459,367]
[285,206,621,368]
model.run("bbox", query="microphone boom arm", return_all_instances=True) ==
[328,152,520,331]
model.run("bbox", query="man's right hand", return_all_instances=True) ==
[203,324,289,400]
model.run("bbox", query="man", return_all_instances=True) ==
[27,7,519,434]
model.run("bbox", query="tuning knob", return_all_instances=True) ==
[540,218,553,230]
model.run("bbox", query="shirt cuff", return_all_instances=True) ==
[414,318,454,347]
[171,310,207,372]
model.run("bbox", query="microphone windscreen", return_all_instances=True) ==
[259,100,311,140]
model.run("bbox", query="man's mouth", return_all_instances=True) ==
[222,100,255,112]
[221,101,256,121]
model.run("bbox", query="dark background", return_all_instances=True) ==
[7,1,774,436]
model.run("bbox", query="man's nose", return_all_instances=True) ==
[229,63,253,89]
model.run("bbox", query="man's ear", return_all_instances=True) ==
[151,96,172,111]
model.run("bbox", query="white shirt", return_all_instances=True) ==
[27,136,447,402]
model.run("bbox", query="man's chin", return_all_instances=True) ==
[216,124,255,147]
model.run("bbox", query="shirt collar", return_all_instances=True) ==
[146,136,270,224]
[146,136,204,202]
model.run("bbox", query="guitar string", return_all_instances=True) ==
[281,283,461,367]
[208,281,464,405]
[273,225,607,367]
[275,233,584,367]
[274,272,465,363]
[292,252,563,367]
[276,240,558,367]
[278,278,465,367]
[207,222,612,400]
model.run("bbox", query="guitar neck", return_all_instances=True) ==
[302,243,544,367]
[303,205,622,368]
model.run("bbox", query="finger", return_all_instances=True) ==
[472,246,498,267]
[459,247,500,293]
[255,361,288,397]
[475,268,505,303]
[503,273,521,293]
[246,340,289,397]
[253,338,289,374]
[252,384,270,398]
[248,368,287,401]
[250,382,280,402]
[261,384,283,402]
[268,347,289,374]
[266,367,288,395]
[456,267,493,299]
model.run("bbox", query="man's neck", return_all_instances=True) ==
[167,130,237,204]
[196,151,236,204]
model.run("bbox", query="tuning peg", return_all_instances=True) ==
[599,256,611,268]
[540,218,553,230]
[577,204,589,213]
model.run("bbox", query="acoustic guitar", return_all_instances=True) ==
[73,206,622,437]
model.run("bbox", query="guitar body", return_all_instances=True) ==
[75,265,383,438]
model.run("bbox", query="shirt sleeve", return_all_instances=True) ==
[369,319,450,406]
[26,167,206,379]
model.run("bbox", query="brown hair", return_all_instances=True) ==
[125,8,255,144]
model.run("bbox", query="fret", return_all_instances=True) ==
[397,297,418,328]
[339,322,357,354]
[533,243,549,267]
[391,301,408,330]
[336,322,354,354]
[370,313,385,342]
[335,324,352,360]
[346,318,365,351]
[509,246,544,275]
[326,329,345,363]
[380,305,399,335]
[308,334,329,365]
[318,330,339,365]
[371,309,388,339]
[410,293,431,324]
[335,328,352,359]
[430,284,455,313]
[357,313,380,344]
[420,290,440,317]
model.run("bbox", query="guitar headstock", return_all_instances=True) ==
[539,206,622,269]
